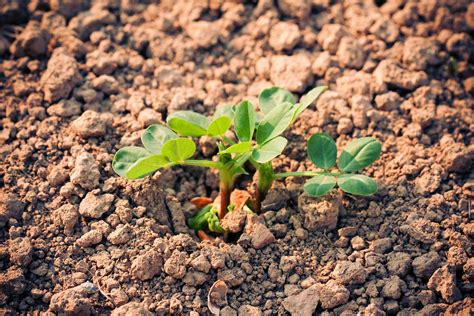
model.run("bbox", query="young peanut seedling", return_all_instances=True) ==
[112,86,381,239]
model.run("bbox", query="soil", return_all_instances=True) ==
[0,0,473,315]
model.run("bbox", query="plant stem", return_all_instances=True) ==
[218,168,234,219]
[273,171,342,178]
[182,159,222,169]
[254,162,274,214]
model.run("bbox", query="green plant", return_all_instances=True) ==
[112,86,381,239]
[274,134,381,197]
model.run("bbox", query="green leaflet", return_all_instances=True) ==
[304,175,337,197]
[161,138,196,163]
[338,137,381,172]
[256,102,294,145]
[126,155,171,179]
[112,146,151,178]
[208,116,231,136]
[337,174,377,196]
[307,133,337,170]
[259,87,296,114]
[167,111,209,137]
[141,124,177,154]
[234,100,256,142]
[252,136,287,163]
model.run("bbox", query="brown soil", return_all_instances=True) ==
[0,0,473,315]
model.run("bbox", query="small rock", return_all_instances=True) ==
[131,250,163,281]
[189,254,211,273]
[369,17,399,43]
[386,252,412,277]
[10,21,50,58]
[331,261,367,285]
[9,237,33,267]
[220,210,247,233]
[317,24,349,54]
[444,297,473,316]
[76,230,102,248]
[338,226,357,237]
[49,282,97,315]
[244,214,275,250]
[79,192,114,219]
[427,265,462,303]
[182,271,209,286]
[70,152,100,190]
[369,238,392,254]
[373,59,428,91]
[270,54,313,92]
[337,117,353,135]
[279,256,298,273]
[164,250,187,279]
[402,37,440,71]
[107,225,133,245]
[276,0,311,19]
[138,108,162,128]
[314,280,350,309]
[0,192,26,224]
[53,204,79,236]
[69,8,116,40]
[282,284,319,316]
[186,21,219,49]
[269,21,301,52]
[298,193,341,232]
[375,92,401,111]
[111,302,152,316]
[91,75,119,95]
[312,51,332,77]
[40,48,82,103]
[337,36,365,69]
[351,236,366,250]
[364,303,386,316]
[71,110,108,139]
[47,99,82,118]
[238,305,262,316]
[412,252,442,279]
[382,276,405,299]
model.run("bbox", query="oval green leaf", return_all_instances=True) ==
[337,174,377,196]
[213,104,235,120]
[234,100,256,142]
[112,146,151,178]
[304,175,337,197]
[207,116,231,136]
[252,136,287,163]
[338,137,382,172]
[141,124,177,154]
[256,102,295,145]
[166,111,209,137]
[126,155,171,179]
[307,133,337,170]
[292,86,328,122]
[161,138,196,163]
[220,141,252,155]
[259,87,296,114]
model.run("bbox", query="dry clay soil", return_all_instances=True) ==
[0,0,473,315]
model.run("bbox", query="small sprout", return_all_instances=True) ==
[112,84,382,241]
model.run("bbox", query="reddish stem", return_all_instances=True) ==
[219,183,231,220]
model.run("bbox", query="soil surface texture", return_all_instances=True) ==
[0,0,473,315]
